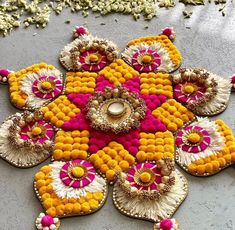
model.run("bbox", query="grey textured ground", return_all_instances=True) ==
[0,3,235,230]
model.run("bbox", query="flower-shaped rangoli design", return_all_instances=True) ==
[0,26,234,230]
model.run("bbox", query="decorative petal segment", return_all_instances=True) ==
[34,163,108,217]
[65,72,97,95]
[113,158,188,223]
[140,72,173,98]
[172,68,231,116]
[8,63,63,110]
[136,131,175,162]
[177,119,235,176]
[123,35,182,73]
[98,59,139,86]
[152,99,195,132]
[89,141,136,182]
[40,95,80,129]
[0,111,54,167]
[60,34,118,72]
[53,130,89,161]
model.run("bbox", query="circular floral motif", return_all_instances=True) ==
[32,76,63,99]
[60,159,96,188]
[20,120,54,144]
[127,163,162,190]
[60,34,118,72]
[79,50,108,72]
[172,68,219,112]
[21,67,63,109]
[174,82,206,103]
[131,49,161,72]
[175,125,211,153]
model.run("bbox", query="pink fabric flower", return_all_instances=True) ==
[32,76,63,99]
[74,26,89,38]
[20,120,54,144]
[80,50,108,72]
[127,163,162,191]
[60,159,96,188]
[173,82,206,103]
[175,125,211,153]
[131,49,161,72]
[161,27,175,40]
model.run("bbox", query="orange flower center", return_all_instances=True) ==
[183,84,196,95]
[71,166,85,178]
[41,81,53,90]
[32,127,42,136]
[89,54,99,63]
[140,172,152,183]
[187,133,201,144]
[142,55,153,64]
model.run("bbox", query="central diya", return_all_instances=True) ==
[87,86,146,133]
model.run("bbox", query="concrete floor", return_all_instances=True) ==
[0,3,235,230]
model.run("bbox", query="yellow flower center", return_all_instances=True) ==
[89,54,99,63]
[41,81,53,90]
[140,172,152,183]
[71,166,85,178]
[141,55,153,64]
[187,133,201,144]
[32,127,42,136]
[183,84,196,94]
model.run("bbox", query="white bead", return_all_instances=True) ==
[2,77,7,82]
[43,227,49,230]
[130,187,137,192]
[49,224,56,230]
[53,218,59,223]
[39,213,45,218]
[36,218,42,223]
[36,223,43,230]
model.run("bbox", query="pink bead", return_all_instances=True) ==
[63,122,72,130]
[41,215,54,227]
[158,94,167,102]
[161,27,175,39]
[160,219,173,230]
[158,123,167,132]
[89,145,98,153]
[0,69,10,77]
[75,26,88,36]
[129,147,138,155]
[132,139,139,146]
[230,75,235,84]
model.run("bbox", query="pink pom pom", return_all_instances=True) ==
[160,219,173,230]
[74,26,89,38]
[161,27,176,41]
[89,145,99,153]
[230,75,235,84]
[129,146,138,155]
[63,122,72,130]
[41,215,54,227]
[0,69,11,77]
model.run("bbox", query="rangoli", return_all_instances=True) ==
[0,26,234,230]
